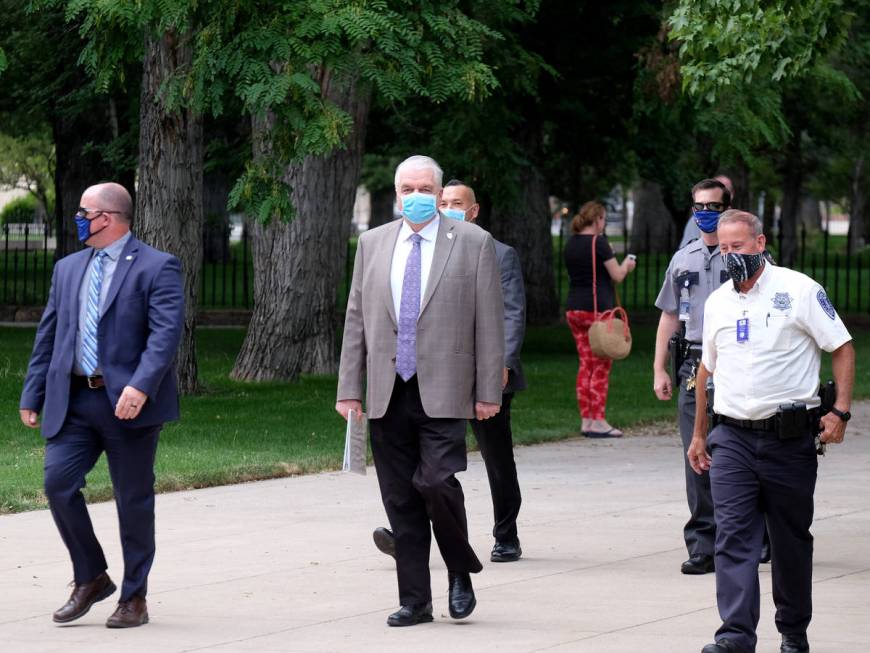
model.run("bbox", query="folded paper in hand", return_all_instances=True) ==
[342,409,367,475]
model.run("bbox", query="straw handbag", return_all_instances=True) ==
[587,235,632,360]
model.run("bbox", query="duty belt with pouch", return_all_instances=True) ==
[717,402,820,441]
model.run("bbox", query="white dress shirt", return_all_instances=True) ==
[391,216,440,319]
[702,263,852,420]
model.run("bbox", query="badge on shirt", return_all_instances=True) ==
[736,318,749,342]
[771,292,792,311]
[816,290,836,320]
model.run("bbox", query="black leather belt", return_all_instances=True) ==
[719,415,777,432]
[72,375,105,390]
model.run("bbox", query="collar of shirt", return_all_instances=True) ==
[731,260,771,297]
[94,231,132,262]
[397,215,440,245]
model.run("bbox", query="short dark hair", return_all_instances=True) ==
[445,178,466,188]
[691,178,731,207]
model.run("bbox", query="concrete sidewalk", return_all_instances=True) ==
[1,406,868,653]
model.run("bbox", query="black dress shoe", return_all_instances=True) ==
[52,572,117,623]
[682,553,715,575]
[491,540,522,562]
[447,572,476,619]
[780,633,809,652]
[373,527,396,559]
[387,602,433,627]
[760,541,771,564]
[701,639,747,653]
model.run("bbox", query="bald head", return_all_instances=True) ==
[84,182,133,221]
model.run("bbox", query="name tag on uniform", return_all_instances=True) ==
[736,318,749,343]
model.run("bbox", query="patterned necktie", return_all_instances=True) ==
[81,251,107,376]
[396,234,422,381]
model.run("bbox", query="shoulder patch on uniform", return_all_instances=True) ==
[771,292,792,311]
[816,289,836,320]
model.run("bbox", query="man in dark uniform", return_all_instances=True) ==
[689,210,855,653]
[653,178,731,575]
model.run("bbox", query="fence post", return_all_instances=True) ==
[800,224,806,271]
[43,222,49,301]
[833,254,840,309]
[823,227,829,288]
[844,249,851,313]
[242,223,250,308]
[556,221,563,310]
[645,223,651,308]
[3,224,8,303]
[23,224,30,304]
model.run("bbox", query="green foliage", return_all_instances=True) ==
[40,0,514,222]
[1,195,39,224]
[0,47,7,73]
[669,0,853,102]
[0,131,55,214]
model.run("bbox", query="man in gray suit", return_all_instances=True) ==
[372,179,527,563]
[337,155,505,627]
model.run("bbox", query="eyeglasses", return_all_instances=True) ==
[692,202,726,212]
[76,207,124,219]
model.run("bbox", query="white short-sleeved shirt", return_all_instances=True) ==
[702,263,852,420]
[390,216,439,318]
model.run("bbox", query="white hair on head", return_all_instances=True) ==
[718,209,762,237]
[394,155,443,190]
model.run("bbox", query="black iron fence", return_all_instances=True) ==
[2,221,868,315]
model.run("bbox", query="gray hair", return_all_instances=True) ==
[394,155,443,190]
[717,209,762,237]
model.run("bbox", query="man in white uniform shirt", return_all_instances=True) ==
[686,210,855,653]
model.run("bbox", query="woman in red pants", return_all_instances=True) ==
[564,201,636,437]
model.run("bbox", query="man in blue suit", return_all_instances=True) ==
[19,182,184,628]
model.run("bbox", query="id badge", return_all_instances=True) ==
[679,288,691,321]
[736,318,749,343]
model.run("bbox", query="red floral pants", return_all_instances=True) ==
[566,310,613,420]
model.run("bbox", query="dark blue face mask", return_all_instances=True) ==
[693,210,722,233]
[74,214,108,243]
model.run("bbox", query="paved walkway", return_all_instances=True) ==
[2,404,868,653]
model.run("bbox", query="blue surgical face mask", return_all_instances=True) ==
[442,207,466,221]
[693,210,721,233]
[401,192,438,224]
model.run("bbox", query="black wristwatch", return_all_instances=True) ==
[829,407,851,422]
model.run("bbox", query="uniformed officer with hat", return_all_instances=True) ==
[653,178,731,575]
[688,209,855,653]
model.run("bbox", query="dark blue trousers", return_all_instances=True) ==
[43,384,161,601]
[708,423,817,652]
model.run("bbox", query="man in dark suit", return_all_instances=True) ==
[372,179,527,563]
[337,156,505,626]
[19,182,184,628]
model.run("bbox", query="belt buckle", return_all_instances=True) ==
[87,376,100,389]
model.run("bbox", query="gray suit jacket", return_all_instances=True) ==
[337,216,505,420]
[494,240,526,393]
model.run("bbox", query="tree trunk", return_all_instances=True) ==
[231,69,371,381]
[135,30,204,395]
[368,186,395,229]
[203,169,231,263]
[489,140,558,325]
[778,131,802,268]
[630,180,677,253]
[761,190,776,245]
[52,116,125,258]
[849,155,866,254]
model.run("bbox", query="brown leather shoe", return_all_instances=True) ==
[53,572,117,623]
[106,596,149,628]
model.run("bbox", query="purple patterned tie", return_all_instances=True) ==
[396,233,422,381]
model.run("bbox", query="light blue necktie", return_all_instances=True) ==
[396,234,422,381]
[81,251,107,376]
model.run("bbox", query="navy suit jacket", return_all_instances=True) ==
[494,240,527,393]
[20,235,185,439]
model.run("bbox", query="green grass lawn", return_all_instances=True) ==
[2,320,868,514]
